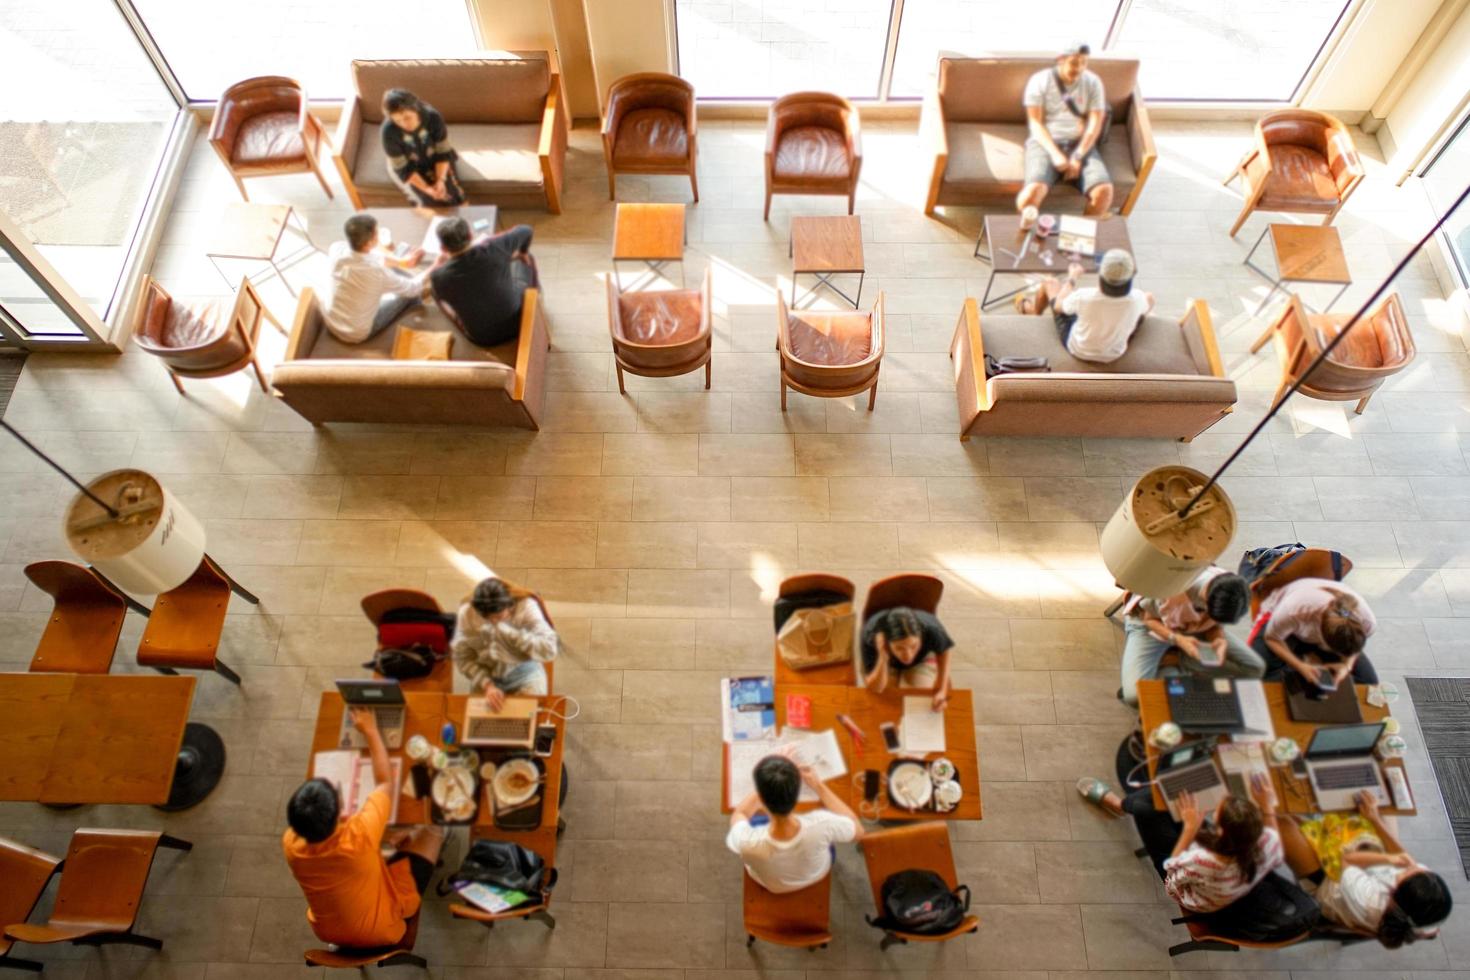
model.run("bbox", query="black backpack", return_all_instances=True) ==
[1236,542,1308,584]
[362,644,436,681]
[1197,872,1320,943]
[439,839,554,900]
[866,870,970,935]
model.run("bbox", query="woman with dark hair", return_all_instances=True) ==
[381,88,464,207]
[860,605,955,710]
[1250,577,1379,686]
[451,576,560,709]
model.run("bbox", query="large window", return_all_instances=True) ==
[1422,115,1470,286]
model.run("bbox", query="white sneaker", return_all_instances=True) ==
[1019,205,1039,231]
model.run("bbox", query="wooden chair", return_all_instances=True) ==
[3,830,191,952]
[859,822,978,950]
[132,275,284,395]
[0,837,63,972]
[742,872,832,949]
[774,573,857,686]
[136,555,259,686]
[863,573,944,622]
[304,910,426,969]
[763,91,862,220]
[24,561,143,674]
[449,891,556,931]
[1251,292,1415,415]
[601,72,698,202]
[776,290,885,411]
[1224,109,1364,237]
[208,76,334,202]
[361,588,454,693]
[606,267,713,394]
[1248,546,1353,617]
[1168,913,1310,956]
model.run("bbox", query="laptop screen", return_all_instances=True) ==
[1307,722,1385,758]
[336,679,405,705]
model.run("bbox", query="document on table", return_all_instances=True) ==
[900,697,946,753]
[1231,679,1274,742]
[726,729,848,804]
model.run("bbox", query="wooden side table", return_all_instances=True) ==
[206,202,315,296]
[1245,224,1351,315]
[790,215,864,309]
[612,203,685,289]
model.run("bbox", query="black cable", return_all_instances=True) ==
[0,420,120,518]
[1178,179,1470,520]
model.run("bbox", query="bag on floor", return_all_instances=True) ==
[1236,543,1308,584]
[1198,871,1320,943]
[439,839,552,899]
[866,869,970,935]
[377,609,453,653]
[363,643,439,681]
[776,602,855,671]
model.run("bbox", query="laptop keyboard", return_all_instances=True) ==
[1170,692,1238,728]
[339,707,405,749]
[1316,762,1378,790]
[1161,765,1221,795]
[467,715,532,742]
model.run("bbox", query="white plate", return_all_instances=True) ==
[432,765,477,820]
[493,757,540,807]
[889,762,933,810]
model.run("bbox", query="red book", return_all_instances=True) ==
[786,694,812,729]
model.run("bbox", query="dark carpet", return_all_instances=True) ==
[1406,676,1470,879]
[0,353,24,417]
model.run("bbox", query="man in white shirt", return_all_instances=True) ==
[1018,248,1153,363]
[324,213,426,344]
[726,754,862,894]
[1018,41,1113,223]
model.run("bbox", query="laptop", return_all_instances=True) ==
[461,696,537,748]
[1285,673,1363,724]
[335,679,406,749]
[1154,739,1229,821]
[1305,722,1388,811]
[1165,676,1245,733]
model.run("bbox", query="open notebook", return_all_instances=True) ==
[312,750,403,824]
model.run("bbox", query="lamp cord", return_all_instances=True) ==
[0,420,119,518]
[1179,179,1470,519]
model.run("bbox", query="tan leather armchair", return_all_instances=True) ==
[602,73,698,202]
[132,276,283,394]
[775,289,884,410]
[208,76,333,201]
[764,92,861,221]
[1225,109,1364,237]
[1250,292,1414,414]
[606,267,712,393]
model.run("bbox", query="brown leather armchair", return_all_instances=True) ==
[1250,291,1414,414]
[1225,109,1364,237]
[764,92,861,220]
[602,73,698,202]
[208,76,333,201]
[776,289,884,410]
[606,267,712,393]
[132,275,283,394]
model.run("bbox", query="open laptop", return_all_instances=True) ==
[1154,739,1229,821]
[461,696,537,748]
[335,679,406,750]
[1305,721,1388,811]
[1165,676,1245,734]
[1286,673,1363,724]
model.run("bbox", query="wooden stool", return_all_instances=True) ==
[137,554,256,686]
[304,911,426,969]
[742,872,832,950]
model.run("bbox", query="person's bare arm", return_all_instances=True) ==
[350,707,392,788]
[801,765,862,839]
[1265,636,1323,684]
[731,790,762,827]
[1073,109,1104,160]
[1026,106,1066,166]
[1358,792,1405,854]
[931,649,952,712]
[864,636,890,692]
[1171,791,1205,858]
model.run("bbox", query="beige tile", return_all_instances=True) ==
[407,431,510,475]
[522,568,629,619]
[596,521,698,568]
[631,476,732,522]
[927,477,1028,521]
[312,432,415,474]
[295,520,401,566]
[891,433,988,476]
[602,433,700,475]
[496,521,598,568]
[625,569,730,618]
[793,433,891,475]
[337,474,441,520]
[694,617,773,671]
[434,476,538,520]
[392,520,499,569]
[204,519,304,566]
[696,521,799,569]
[535,476,634,521]
[240,475,343,520]
[897,522,1000,569]
[504,432,605,475]
[797,522,900,566]
[696,433,797,475]
[730,476,829,521]
[828,476,928,521]
[633,391,731,432]
[588,618,697,669]
[604,901,724,968]
[317,566,427,615]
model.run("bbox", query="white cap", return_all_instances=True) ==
[1099,248,1135,287]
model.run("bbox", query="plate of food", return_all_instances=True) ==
[888,761,933,810]
[432,765,478,822]
[493,757,541,808]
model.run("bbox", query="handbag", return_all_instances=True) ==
[776,602,855,671]
[438,839,554,900]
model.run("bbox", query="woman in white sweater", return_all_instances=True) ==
[451,577,560,708]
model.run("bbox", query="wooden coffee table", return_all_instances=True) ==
[1245,223,1351,315]
[790,215,864,308]
[974,214,1134,310]
[613,203,686,288]
[206,202,314,296]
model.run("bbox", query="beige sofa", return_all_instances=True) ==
[271,287,549,428]
[949,298,1235,441]
[920,56,1156,216]
[333,54,567,213]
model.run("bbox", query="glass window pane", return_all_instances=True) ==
[1111,0,1351,100]
[1423,117,1470,286]
[0,258,85,339]
[890,0,1119,98]
[675,0,893,98]
[129,0,478,100]
[0,0,175,324]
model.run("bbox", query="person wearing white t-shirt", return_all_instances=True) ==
[726,754,862,894]
[323,213,427,344]
[1017,248,1153,364]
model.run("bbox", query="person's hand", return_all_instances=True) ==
[1248,771,1277,814]
[488,609,513,626]
[1050,149,1070,170]
[1066,261,1085,280]
[1062,156,1081,179]
[1176,790,1204,833]
[1294,660,1324,686]
[1210,635,1229,659]
[1388,851,1415,868]
[931,688,950,712]
[349,706,379,737]
[405,247,424,266]
[1355,790,1381,821]
[797,762,823,791]
[1332,661,1352,685]
[481,683,507,712]
[1175,634,1202,661]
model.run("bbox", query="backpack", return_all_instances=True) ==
[1196,871,1320,943]
[773,588,851,632]
[866,870,970,936]
[378,607,455,653]
[1237,542,1308,584]
[438,839,553,900]
[362,644,437,681]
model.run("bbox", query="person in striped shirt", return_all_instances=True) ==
[1163,774,1285,913]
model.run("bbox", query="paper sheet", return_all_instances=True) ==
[900,697,946,753]
[1231,679,1275,742]
[726,728,849,804]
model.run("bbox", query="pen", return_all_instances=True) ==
[836,713,865,748]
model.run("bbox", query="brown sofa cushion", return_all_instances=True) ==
[774,127,851,181]
[353,123,543,194]
[1259,144,1338,209]
[938,57,1139,123]
[613,107,689,166]
[617,290,703,345]
[978,313,1208,376]
[786,312,873,366]
[942,122,1137,196]
[351,55,549,125]
[234,111,305,165]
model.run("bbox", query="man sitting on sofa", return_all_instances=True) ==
[1016,248,1154,364]
[324,213,426,344]
[1017,41,1113,223]
[429,217,537,348]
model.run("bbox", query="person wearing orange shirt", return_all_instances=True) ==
[282,709,444,947]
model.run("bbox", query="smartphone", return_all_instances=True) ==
[533,725,556,758]
[1315,671,1339,694]
[1195,644,1224,668]
[880,722,900,754]
[863,769,881,802]
[392,240,411,258]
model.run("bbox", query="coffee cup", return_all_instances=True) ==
[1378,734,1407,758]
[929,758,956,784]
[1149,722,1182,750]
[1270,737,1300,765]
[1382,717,1401,736]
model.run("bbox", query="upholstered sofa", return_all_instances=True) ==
[333,54,567,213]
[949,298,1235,441]
[271,287,549,428]
[919,56,1155,216]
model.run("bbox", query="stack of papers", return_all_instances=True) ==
[312,751,402,823]
[726,728,848,804]
[1231,680,1275,742]
[900,697,946,753]
[1057,215,1098,256]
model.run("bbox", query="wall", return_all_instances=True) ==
[581,0,674,110]
[468,0,557,52]
[1381,0,1470,178]
[1301,0,1444,116]
[551,0,600,118]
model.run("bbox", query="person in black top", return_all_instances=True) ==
[861,607,955,711]
[429,217,536,348]
[381,89,464,207]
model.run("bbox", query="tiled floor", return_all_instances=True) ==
[1,114,1469,980]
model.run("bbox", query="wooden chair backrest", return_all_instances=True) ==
[863,573,944,622]
[859,822,958,912]
[742,871,832,946]
[360,588,441,626]
[0,837,61,950]
[24,560,126,607]
[778,573,856,603]
[50,830,161,930]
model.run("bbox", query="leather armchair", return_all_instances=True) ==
[764,92,861,220]
[775,289,884,410]
[132,275,283,394]
[602,72,698,202]
[208,76,333,201]
[606,267,713,393]
[1250,292,1414,414]
[1225,109,1364,237]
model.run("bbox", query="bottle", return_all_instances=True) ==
[441,720,457,747]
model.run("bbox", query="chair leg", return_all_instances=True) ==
[704,360,711,390]
[1104,592,1129,619]
[527,909,556,930]
[1249,321,1275,353]
[1228,201,1251,238]
[0,954,44,971]
[75,932,163,950]
[262,304,287,335]
[689,169,699,204]
[154,666,180,676]
[847,189,856,215]
[879,932,907,952]
[250,358,269,393]
[867,381,877,411]
[311,162,335,201]
[208,555,260,604]
[168,371,186,396]
[615,364,627,396]
[780,380,787,411]
[763,188,773,221]
[230,171,249,202]
[159,833,193,851]
[214,658,243,687]
[380,951,427,969]
[1170,939,1237,956]
[746,934,756,948]
[1355,393,1372,414]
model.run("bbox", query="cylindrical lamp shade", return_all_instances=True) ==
[64,469,206,595]
[1101,465,1235,599]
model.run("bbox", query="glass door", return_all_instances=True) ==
[1421,114,1470,287]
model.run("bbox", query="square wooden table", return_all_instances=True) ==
[613,203,686,288]
[974,214,1134,310]
[1245,223,1351,315]
[790,215,864,309]
[1136,679,1413,816]
[206,202,314,296]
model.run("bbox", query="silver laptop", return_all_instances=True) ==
[335,679,406,750]
[1154,740,1229,821]
[1305,722,1388,811]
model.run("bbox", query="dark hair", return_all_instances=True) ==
[436,216,473,255]
[287,778,340,843]
[343,213,378,252]
[1098,276,1133,298]
[471,577,515,617]
[1379,870,1452,948]
[1205,574,1250,624]
[1197,795,1264,882]
[1322,598,1367,657]
[879,607,923,643]
[383,88,423,117]
[753,756,801,816]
